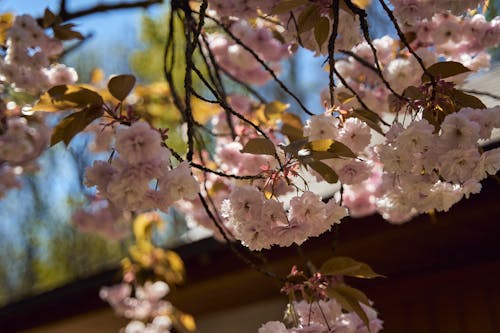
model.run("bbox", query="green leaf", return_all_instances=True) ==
[271,0,308,14]
[297,4,320,33]
[108,74,136,101]
[32,85,103,112]
[241,138,276,156]
[50,106,103,146]
[350,109,384,135]
[307,160,339,183]
[326,284,371,329]
[451,89,487,109]
[314,16,330,48]
[422,61,471,83]
[320,256,384,278]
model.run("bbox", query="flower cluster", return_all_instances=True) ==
[0,15,77,93]
[208,20,290,85]
[259,300,382,333]
[71,199,131,240]
[84,121,199,212]
[221,186,347,250]
[342,107,500,223]
[100,281,173,333]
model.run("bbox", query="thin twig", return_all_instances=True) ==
[59,0,163,21]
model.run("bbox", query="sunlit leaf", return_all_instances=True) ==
[271,0,308,14]
[90,68,105,84]
[241,138,277,156]
[422,61,471,83]
[265,101,289,121]
[32,85,103,112]
[192,98,223,124]
[0,13,14,44]
[108,74,136,101]
[307,139,333,152]
[308,161,339,183]
[351,0,371,9]
[320,256,384,278]
[50,106,103,146]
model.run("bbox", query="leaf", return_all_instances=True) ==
[297,4,320,33]
[451,89,487,109]
[350,109,384,135]
[53,23,84,40]
[328,141,356,158]
[282,124,305,142]
[308,160,339,183]
[307,139,334,152]
[306,139,356,158]
[271,0,308,14]
[402,86,424,100]
[422,61,471,83]
[32,85,104,112]
[314,16,330,48]
[50,106,103,146]
[326,284,371,329]
[108,74,136,101]
[0,13,14,44]
[42,8,58,28]
[281,138,309,159]
[337,92,355,105]
[320,256,384,278]
[241,138,277,156]
[265,101,289,121]
[281,112,304,142]
[351,0,372,9]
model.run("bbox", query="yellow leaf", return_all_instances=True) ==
[179,313,196,332]
[351,0,371,9]
[0,13,14,44]
[90,68,104,85]
[191,98,222,124]
[308,139,334,152]
[264,100,289,121]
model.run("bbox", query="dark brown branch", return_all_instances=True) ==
[197,193,284,282]
[59,0,163,21]
[328,0,340,106]
[343,0,408,102]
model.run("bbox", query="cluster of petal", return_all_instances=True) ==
[208,20,290,85]
[221,186,347,250]
[0,15,77,93]
[342,108,500,224]
[258,300,382,333]
[84,122,199,212]
[71,199,131,240]
[100,281,173,333]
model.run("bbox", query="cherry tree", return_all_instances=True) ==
[1,0,500,332]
